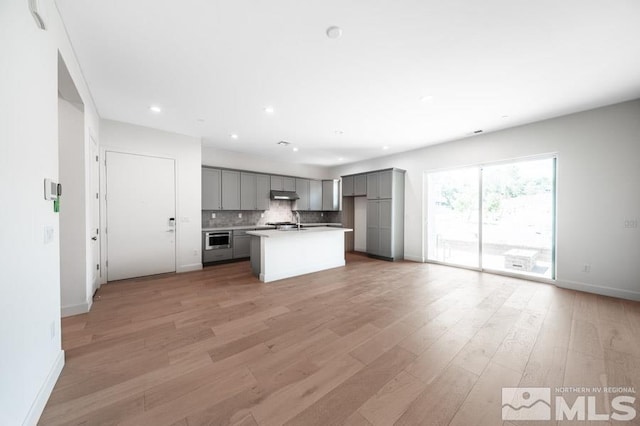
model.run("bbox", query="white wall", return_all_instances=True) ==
[100,120,203,276]
[58,98,89,316]
[331,100,640,301]
[0,0,100,424]
[202,146,330,179]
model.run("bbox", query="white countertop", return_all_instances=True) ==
[246,227,352,238]
[202,223,342,232]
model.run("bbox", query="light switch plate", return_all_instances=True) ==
[44,226,54,244]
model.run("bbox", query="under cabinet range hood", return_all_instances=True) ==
[270,190,299,200]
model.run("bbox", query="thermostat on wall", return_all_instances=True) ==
[44,178,61,200]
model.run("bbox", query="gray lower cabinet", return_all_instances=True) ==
[256,174,270,210]
[203,248,232,263]
[309,179,322,210]
[365,169,405,260]
[233,233,251,259]
[295,178,310,211]
[202,168,221,210]
[221,170,240,210]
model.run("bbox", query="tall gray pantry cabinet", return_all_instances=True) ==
[366,169,404,261]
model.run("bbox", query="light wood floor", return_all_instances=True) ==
[41,254,640,425]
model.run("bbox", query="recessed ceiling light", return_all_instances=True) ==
[420,95,434,102]
[334,130,344,135]
[292,147,299,152]
[501,115,509,119]
[264,106,275,114]
[382,146,389,150]
[277,141,290,146]
[196,118,205,123]
[230,133,239,140]
[338,157,344,161]
[149,105,162,113]
[326,26,342,39]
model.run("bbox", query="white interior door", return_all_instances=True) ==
[106,151,176,281]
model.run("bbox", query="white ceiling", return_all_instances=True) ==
[55,0,640,166]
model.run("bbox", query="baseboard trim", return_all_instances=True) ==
[61,302,90,317]
[404,255,424,263]
[177,263,203,273]
[23,350,65,426]
[556,279,640,301]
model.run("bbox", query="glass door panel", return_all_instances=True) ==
[427,168,480,268]
[481,158,555,278]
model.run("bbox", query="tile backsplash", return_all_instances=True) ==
[202,200,341,228]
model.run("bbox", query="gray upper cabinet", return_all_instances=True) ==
[221,170,240,210]
[271,175,295,191]
[367,170,393,199]
[342,173,367,197]
[256,174,270,210]
[283,177,295,191]
[202,168,221,210]
[322,180,340,211]
[270,175,283,190]
[342,175,354,196]
[366,173,379,199]
[354,174,367,196]
[378,170,393,199]
[364,169,405,261]
[295,178,310,211]
[240,172,257,210]
[309,180,322,210]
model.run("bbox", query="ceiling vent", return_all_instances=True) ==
[28,0,47,30]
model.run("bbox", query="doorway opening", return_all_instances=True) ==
[426,156,556,281]
[58,53,98,317]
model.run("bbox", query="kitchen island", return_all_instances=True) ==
[246,227,352,283]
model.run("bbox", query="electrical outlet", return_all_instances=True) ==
[50,321,56,339]
[261,213,264,218]
[193,249,198,256]
[624,219,638,228]
[238,213,242,218]
[211,213,216,219]
[582,264,591,273]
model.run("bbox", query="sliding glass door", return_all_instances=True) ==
[427,157,555,280]
[427,168,480,268]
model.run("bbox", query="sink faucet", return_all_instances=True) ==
[295,211,301,230]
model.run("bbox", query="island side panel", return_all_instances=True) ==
[261,230,346,283]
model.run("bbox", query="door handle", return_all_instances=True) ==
[91,236,98,241]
